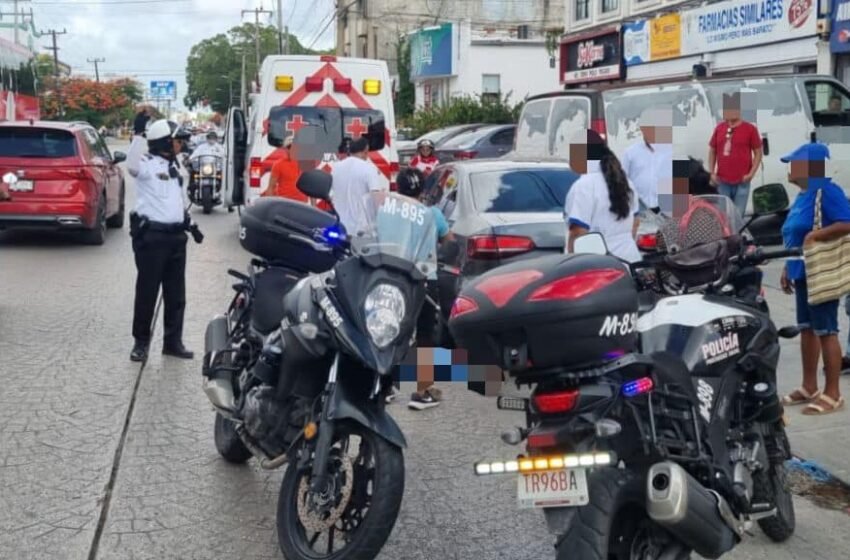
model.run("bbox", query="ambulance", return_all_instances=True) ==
[222,55,399,210]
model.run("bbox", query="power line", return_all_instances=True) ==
[309,0,358,50]
[33,0,190,5]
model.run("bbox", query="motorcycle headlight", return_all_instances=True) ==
[364,284,406,349]
[201,164,214,176]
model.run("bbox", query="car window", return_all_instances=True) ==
[805,80,850,128]
[470,168,578,213]
[82,130,107,160]
[490,128,515,146]
[0,127,78,158]
[91,130,112,159]
[441,127,496,149]
[435,168,459,218]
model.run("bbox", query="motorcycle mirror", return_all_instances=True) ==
[112,151,128,164]
[296,169,333,200]
[751,183,789,216]
[573,232,609,256]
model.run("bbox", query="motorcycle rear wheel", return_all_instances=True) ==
[277,421,404,560]
[754,422,796,542]
[551,468,683,560]
[214,413,252,464]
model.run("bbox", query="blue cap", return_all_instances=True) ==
[780,142,830,163]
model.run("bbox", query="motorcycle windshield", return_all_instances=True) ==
[657,195,744,252]
[351,192,439,279]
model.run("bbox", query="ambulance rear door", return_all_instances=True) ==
[223,106,248,208]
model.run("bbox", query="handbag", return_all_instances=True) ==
[805,187,850,305]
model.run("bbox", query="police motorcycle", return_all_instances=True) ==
[449,184,801,560]
[188,154,223,214]
[203,178,438,559]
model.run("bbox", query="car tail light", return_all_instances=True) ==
[637,233,657,251]
[333,78,352,93]
[320,55,337,62]
[249,157,262,188]
[527,269,625,302]
[467,235,535,260]
[527,431,557,448]
[389,161,399,191]
[622,377,654,397]
[305,77,324,92]
[449,296,479,319]
[591,118,607,141]
[533,388,580,414]
[455,150,478,160]
[474,270,543,308]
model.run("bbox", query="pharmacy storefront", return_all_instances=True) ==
[623,0,819,81]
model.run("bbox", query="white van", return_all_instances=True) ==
[222,55,399,209]
[513,75,850,211]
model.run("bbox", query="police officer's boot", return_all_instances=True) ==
[130,339,149,363]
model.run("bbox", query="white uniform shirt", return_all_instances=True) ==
[564,160,641,263]
[190,142,224,159]
[330,156,386,235]
[127,135,185,224]
[621,141,672,211]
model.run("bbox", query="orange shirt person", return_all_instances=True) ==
[265,138,307,202]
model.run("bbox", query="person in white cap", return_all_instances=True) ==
[620,106,674,214]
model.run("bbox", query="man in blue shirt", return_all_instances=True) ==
[779,141,850,415]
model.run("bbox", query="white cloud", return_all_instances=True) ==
[29,0,337,111]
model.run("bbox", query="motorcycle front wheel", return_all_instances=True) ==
[202,185,213,214]
[277,421,404,560]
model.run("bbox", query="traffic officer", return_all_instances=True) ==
[127,113,196,362]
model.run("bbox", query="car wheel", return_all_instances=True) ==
[81,194,107,246]
[106,183,125,229]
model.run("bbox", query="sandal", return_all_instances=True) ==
[782,387,822,406]
[802,395,846,416]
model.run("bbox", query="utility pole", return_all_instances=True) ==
[1,1,32,46]
[240,52,247,113]
[242,6,274,83]
[276,0,284,54]
[40,28,67,78]
[87,57,105,82]
[285,26,289,55]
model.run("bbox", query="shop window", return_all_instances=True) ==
[805,80,850,128]
[602,0,618,13]
[575,0,590,21]
[482,74,501,103]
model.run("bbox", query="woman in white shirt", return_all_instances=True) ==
[564,129,641,263]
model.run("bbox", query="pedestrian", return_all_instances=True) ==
[707,91,763,217]
[127,110,196,363]
[263,136,308,203]
[409,139,439,177]
[779,141,850,415]
[330,137,386,235]
[564,129,641,263]
[393,167,454,410]
[621,106,674,213]
[844,295,850,373]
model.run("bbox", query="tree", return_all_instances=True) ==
[395,38,415,120]
[185,24,324,114]
[40,78,141,128]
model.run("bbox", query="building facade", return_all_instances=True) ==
[336,0,565,101]
[560,0,829,88]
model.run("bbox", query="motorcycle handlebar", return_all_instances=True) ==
[747,247,802,264]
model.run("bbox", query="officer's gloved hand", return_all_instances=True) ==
[133,111,150,136]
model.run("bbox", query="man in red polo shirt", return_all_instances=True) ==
[708,92,763,216]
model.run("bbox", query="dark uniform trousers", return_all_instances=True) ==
[132,229,188,346]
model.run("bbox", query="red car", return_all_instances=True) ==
[0,121,126,245]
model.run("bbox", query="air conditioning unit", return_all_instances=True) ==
[517,25,530,40]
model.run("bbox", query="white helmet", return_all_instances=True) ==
[146,119,191,141]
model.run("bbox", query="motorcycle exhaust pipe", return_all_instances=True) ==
[203,314,235,413]
[646,462,738,559]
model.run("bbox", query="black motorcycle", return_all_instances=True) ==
[203,174,440,560]
[449,185,800,559]
[189,154,223,214]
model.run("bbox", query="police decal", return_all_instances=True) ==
[701,332,740,365]
[599,313,638,337]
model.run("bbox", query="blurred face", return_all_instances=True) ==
[830,98,842,112]
[787,160,824,188]
[641,126,656,144]
[172,138,183,155]
[655,125,673,144]
[569,142,588,174]
[723,96,741,122]
[419,145,433,157]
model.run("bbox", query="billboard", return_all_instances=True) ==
[623,14,682,66]
[149,80,177,100]
[831,0,850,53]
[409,23,457,80]
[560,27,622,85]
[681,0,816,56]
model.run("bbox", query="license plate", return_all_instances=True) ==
[9,180,33,192]
[517,468,589,509]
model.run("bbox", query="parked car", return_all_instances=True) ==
[0,121,127,245]
[397,123,487,165]
[435,124,516,163]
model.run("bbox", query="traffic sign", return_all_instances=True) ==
[149,81,177,100]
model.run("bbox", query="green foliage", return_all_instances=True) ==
[395,38,414,120]
[404,94,523,138]
[185,24,324,114]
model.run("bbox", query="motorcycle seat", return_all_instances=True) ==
[251,267,302,335]
[650,351,699,405]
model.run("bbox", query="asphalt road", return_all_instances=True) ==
[1,163,849,560]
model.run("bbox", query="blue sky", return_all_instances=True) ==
[28,0,336,110]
